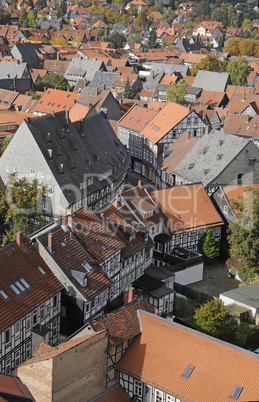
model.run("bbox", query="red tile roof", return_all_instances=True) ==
[118,105,157,133]
[150,183,224,233]
[0,373,34,400]
[118,311,259,402]
[0,237,63,331]
[31,88,77,114]
[224,114,259,138]
[91,384,130,401]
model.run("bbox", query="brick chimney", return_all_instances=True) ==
[48,233,54,254]
[61,216,68,232]
[16,232,24,247]
[128,287,134,303]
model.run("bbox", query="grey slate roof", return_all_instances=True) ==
[22,111,129,205]
[152,83,170,100]
[148,63,190,77]
[0,61,29,79]
[143,71,164,91]
[173,130,251,187]
[220,284,259,309]
[174,37,200,53]
[11,43,40,69]
[193,70,231,93]
[88,71,119,91]
[76,87,105,105]
[64,57,106,83]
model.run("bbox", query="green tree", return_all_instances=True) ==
[228,187,259,271]
[58,0,67,18]
[19,7,27,26]
[218,32,225,48]
[0,174,49,246]
[146,27,160,50]
[0,8,11,24]
[1,135,13,155]
[198,229,219,261]
[123,76,134,99]
[35,73,69,91]
[109,32,126,49]
[194,299,229,338]
[166,79,187,104]
[28,10,36,27]
[127,33,141,43]
[226,58,250,86]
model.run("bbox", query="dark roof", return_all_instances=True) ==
[0,237,63,332]
[193,70,231,93]
[11,43,40,69]
[88,71,119,91]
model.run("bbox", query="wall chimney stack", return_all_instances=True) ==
[16,232,24,247]
[48,233,54,254]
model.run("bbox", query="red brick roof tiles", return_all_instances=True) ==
[118,311,259,402]
[0,238,63,332]
[0,373,33,400]
[92,384,130,401]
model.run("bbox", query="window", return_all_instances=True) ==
[46,304,50,316]
[15,321,20,339]
[5,358,11,374]
[6,165,9,172]
[42,202,48,211]
[26,314,31,331]
[155,389,163,402]
[30,168,34,175]
[15,350,20,366]
[143,384,152,402]
[224,205,228,214]
[237,174,243,185]
[193,129,197,137]
[53,320,58,337]
[26,342,31,360]
[172,130,176,137]
[5,328,10,345]
[134,379,142,398]
[40,304,45,320]
[166,395,175,402]
[33,309,37,327]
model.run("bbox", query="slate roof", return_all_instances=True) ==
[221,284,259,309]
[43,59,70,74]
[150,183,223,233]
[64,57,105,82]
[11,43,40,69]
[0,61,28,79]
[173,130,252,187]
[118,310,259,402]
[148,63,190,77]
[21,111,129,205]
[0,237,63,332]
[88,71,119,91]
[193,70,231,93]
[39,225,112,299]
[143,71,164,91]
[91,299,152,346]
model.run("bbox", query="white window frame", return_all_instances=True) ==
[166,395,176,402]
[26,314,31,331]
[224,205,228,214]
[5,357,11,374]
[5,328,11,345]
[40,304,45,320]
[26,342,31,360]
[53,294,58,309]
[134,379,142,398]
[15,349,20,366]
[30,168,34,175]
[15,321,20,340]
[155,389,163,402]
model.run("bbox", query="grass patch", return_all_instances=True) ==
[185,317,199,329]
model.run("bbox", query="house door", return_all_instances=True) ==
[164,299,168,314]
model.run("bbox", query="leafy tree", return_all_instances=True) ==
[35,73,69,91]
[50,37,69,46]
[228,187,259,271]
[190,63,199,76]
[19,7,27,26]
[166,79,187,104]
[123,76,134,99]
[198,54,223,72]
[0,174,49,246]
[22,18,29,28]
[109,32,126,49]
[34,0,47,12]
[0,8,11,24]
[226,58,250,86]
[146,27,160,50]
[28,10,36,27]
[1,135,13,155]
[194,299,229,338]
[198,229,219,261]
[127,33,141,44]
[27,0,34,7]
[28,90,41,100]
[58,0,67,18]
[212,7,227,26]
[218,32,225,48]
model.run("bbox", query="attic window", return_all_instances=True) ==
[136,119,140,123]
[10,278,30,296]
[56,104,60,108]
[82,261,94,273]
[62,105,67,109]
[143,121,148,125]
[46,90,50,95]
[37,266,46,276]
[39,101,42,104]
[47,102,51,106]
[66,94,70,98]
[0,289,9,301]
[182,365,194,379]
[127,116,132,121]
[178,215,182,219]
[230,385,243,400]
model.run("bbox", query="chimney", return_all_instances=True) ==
[68,215,73,228]
[187,130,191,140]
[16,232,24,247]
[128,287,134,303]
[96,87,99,96]
[65,109,69,124]
[102,84,105,91]
[245,115,250,123]
[48,233,54,254]
[66,208,72,215]
[138,180,142,189]
[61,216,68,232]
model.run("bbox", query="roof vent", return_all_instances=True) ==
[216,154,223,160]
[47,149,53,159]
[203,168,209,175]
[202,146,208,154]
[58,128,65,139]
[56,163,64,174]
[182,365,194,379]
[82,261,94,272]
[218,139,224,146]
[44,132,51,142]
[68,158,75,169]
[69,139,78,151]
[188,163,195,169]
[55,145,62,156]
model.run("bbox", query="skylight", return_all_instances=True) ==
[10,278,30,296]
[182,365,194,379]
[0,289,9,300]
[82,261,94,273]
[230,385,243,400]
[37,266,47,276]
